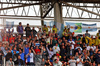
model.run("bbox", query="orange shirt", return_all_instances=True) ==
[9,37,15,43]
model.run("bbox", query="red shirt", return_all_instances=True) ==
[2,37,8,41]
[9,37,15,43]
[34,49,40,54]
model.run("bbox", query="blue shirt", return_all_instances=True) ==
[20,53,25,61]
[24,47,29,55]
[11,50,19,55]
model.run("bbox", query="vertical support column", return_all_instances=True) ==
[40,5,44,27]
[54,2,64,32]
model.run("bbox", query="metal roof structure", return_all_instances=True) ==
[0,0,100,23]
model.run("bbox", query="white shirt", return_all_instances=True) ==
[69,41,75,44]
[46,37,50,43]
[90,46,96,51]
[77,58,83,66]
[87,46,90,51]
[53,46,60,54]
[75,47,82,51]
[53,61,62,66]
[71,44,74,49]
[26,53,34,63]
[68,59,76,66]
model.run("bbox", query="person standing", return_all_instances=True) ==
[17,22,24,37]
[6,58,14,66]
[16,55,24,66]
[77,55,83,66]
[85,30,90,37]
[26,50,34,66]
[25,24,31,38]
[68,56,76,66]
[31,27,37,37]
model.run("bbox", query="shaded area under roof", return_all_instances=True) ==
[24,0,100,3]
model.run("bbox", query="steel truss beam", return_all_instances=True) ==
[42,2,55,18]
[0,2,35,4]
[62,2,100,17]
[63,5,100,8]
[0,2,49,11]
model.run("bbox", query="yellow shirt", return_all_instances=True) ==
[95,38,100,46]
[42,27,48,33]
[62,31,68,36]
[52,27,57,33]
[89,38,95,46]
[81,36,89,44]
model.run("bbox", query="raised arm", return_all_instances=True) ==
[31,48,36,55]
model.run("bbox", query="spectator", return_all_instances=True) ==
[89,35,95,46]
[24,44,29,55]
[19,49,25,63]
[32,47,43,66]
[53,43,60,54]
[17,22,24,37]
[0,48,4,66]
[68,56,76,66]
[6,58,14,66]
[26,50,34,66]
[77,55,83,66]
[53,59,62,66]
[95,36,100,46]
[85,30,90,37]
[46,44,53,59]
[25,24,31,37]
[5,50,13,61]
[95,50,100,64]
[2,34,8,41]
[67,45,74,56]
[60,46,66,57]
[42,25,48,34]
[44,59,52,66]
[31,27,37,37]
[75,36,81,45]
[42,47,48,60]
[12,51,18,64]
[16,55,24,65]
[52,25,57,33]
[34,46,41,54]
[83,54,91,66]
[96,30,100,39]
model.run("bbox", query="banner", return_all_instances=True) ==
[44,21,54,28]
[55,22,64,37]
[66,22,82,33]
[82,23,97,32]
[6,21,14,28]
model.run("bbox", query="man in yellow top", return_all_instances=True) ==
[88,35,95,46]
[52,25,57,33]
[62,29,68,36]
[81,34,89,44]
[42,25,48,34]
[96,30,100,39]
[95,36,100,46]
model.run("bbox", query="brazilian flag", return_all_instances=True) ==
[66,22,82,33]
[74,23,82,33]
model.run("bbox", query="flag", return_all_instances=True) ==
[55,22,64,38]
[82,23,97,32]
[6,21,14,28]
[44,21,54,28]
[66,22,82,33]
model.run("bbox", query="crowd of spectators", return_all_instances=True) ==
[0,22,100,66]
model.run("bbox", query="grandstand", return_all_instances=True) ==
[0,0,100,66]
